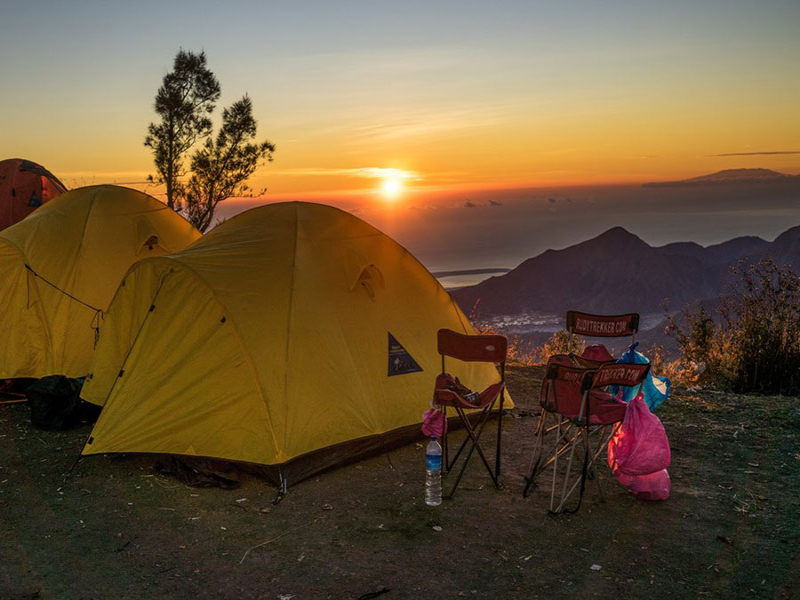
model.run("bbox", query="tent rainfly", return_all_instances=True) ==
[0,185,201,379]
[0,158,67,231]
[81,202,511,485]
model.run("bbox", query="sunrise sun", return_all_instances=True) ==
[381,178,402,200]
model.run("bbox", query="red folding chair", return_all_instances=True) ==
[523,361,650,513]
[433,329,507,499]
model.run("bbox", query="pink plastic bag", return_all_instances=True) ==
[608,393,671,500]
[421,408,447,438]
[613,469,671,501]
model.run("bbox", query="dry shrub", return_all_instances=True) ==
[660,358,705,387]
[667,258,800,394]
[531,330,584,365]
[644,343,691,385]
[665,305,737,388]
[644,344,665,374]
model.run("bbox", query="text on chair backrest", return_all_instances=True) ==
[590,363,650,389]
[566,311,640,337]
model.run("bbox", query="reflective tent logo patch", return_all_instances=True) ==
[387,333,423,376]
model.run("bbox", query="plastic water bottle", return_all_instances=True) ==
[425,437,443,506]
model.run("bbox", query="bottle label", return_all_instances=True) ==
[426,454,442,471]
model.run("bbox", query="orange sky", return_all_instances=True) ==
[1,2,799,202]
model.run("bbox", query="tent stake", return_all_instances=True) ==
[62,454,83,484]
[272,467,288,505]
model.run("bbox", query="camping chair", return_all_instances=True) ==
[521,311,640,498]
[566,310,639,365]
[433,329,507,499]
[522,361,650,513]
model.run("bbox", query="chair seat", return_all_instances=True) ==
[434,377,504,409]
[585,390,628,424]
[542,388,627,425]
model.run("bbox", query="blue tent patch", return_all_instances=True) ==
[388,333,422,376]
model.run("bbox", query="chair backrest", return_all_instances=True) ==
[541,363,596,416]
[566,311,639,338]
[588,362,650,390]
[542,361,650,418]
[437,329,507,364]
[545,362,595,391]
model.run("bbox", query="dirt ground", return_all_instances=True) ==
[0,365,798,599]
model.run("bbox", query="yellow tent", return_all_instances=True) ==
[82,202,510,483]
[0,185,200,379]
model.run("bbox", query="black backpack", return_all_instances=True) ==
[27,376,97,430]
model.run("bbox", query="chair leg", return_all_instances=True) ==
[590,423,621,501]
[442,405,485,475]
[441,405,449,473]
[443,402,498,498]
[550,421,598,514]
[523,410,547,497]
[443,425,480,499]
[495,392,504,478]
[549,415,565,511]
[443,405,482,473]
[553,422,581,513]
[444,422,472,473]
[525,412,583,498]
[458,406,499,488]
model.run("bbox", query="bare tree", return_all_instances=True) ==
[145,50,220,210]
[184,96,275,231]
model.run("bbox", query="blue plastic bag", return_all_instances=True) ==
[612,342,670,411]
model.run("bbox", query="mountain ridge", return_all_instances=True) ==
[451,224,800,317]
[644,168,800,188]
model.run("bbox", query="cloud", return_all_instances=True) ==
[712,150,800,157]
[338,105,509,144]
[461,199,503,209]
[269,167,422,181]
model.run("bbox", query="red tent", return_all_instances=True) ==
[0,158,67,231]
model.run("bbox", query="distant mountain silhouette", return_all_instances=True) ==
[452,225,800,317]
[644,168,799,187]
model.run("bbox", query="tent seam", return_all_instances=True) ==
[85,267,171,421]
[53,187,102,370]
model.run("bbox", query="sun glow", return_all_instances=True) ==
[381,178,403,200]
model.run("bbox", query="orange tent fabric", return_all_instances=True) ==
[0,158,67,231]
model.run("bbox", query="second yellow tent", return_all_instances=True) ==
[0,185,200,379]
